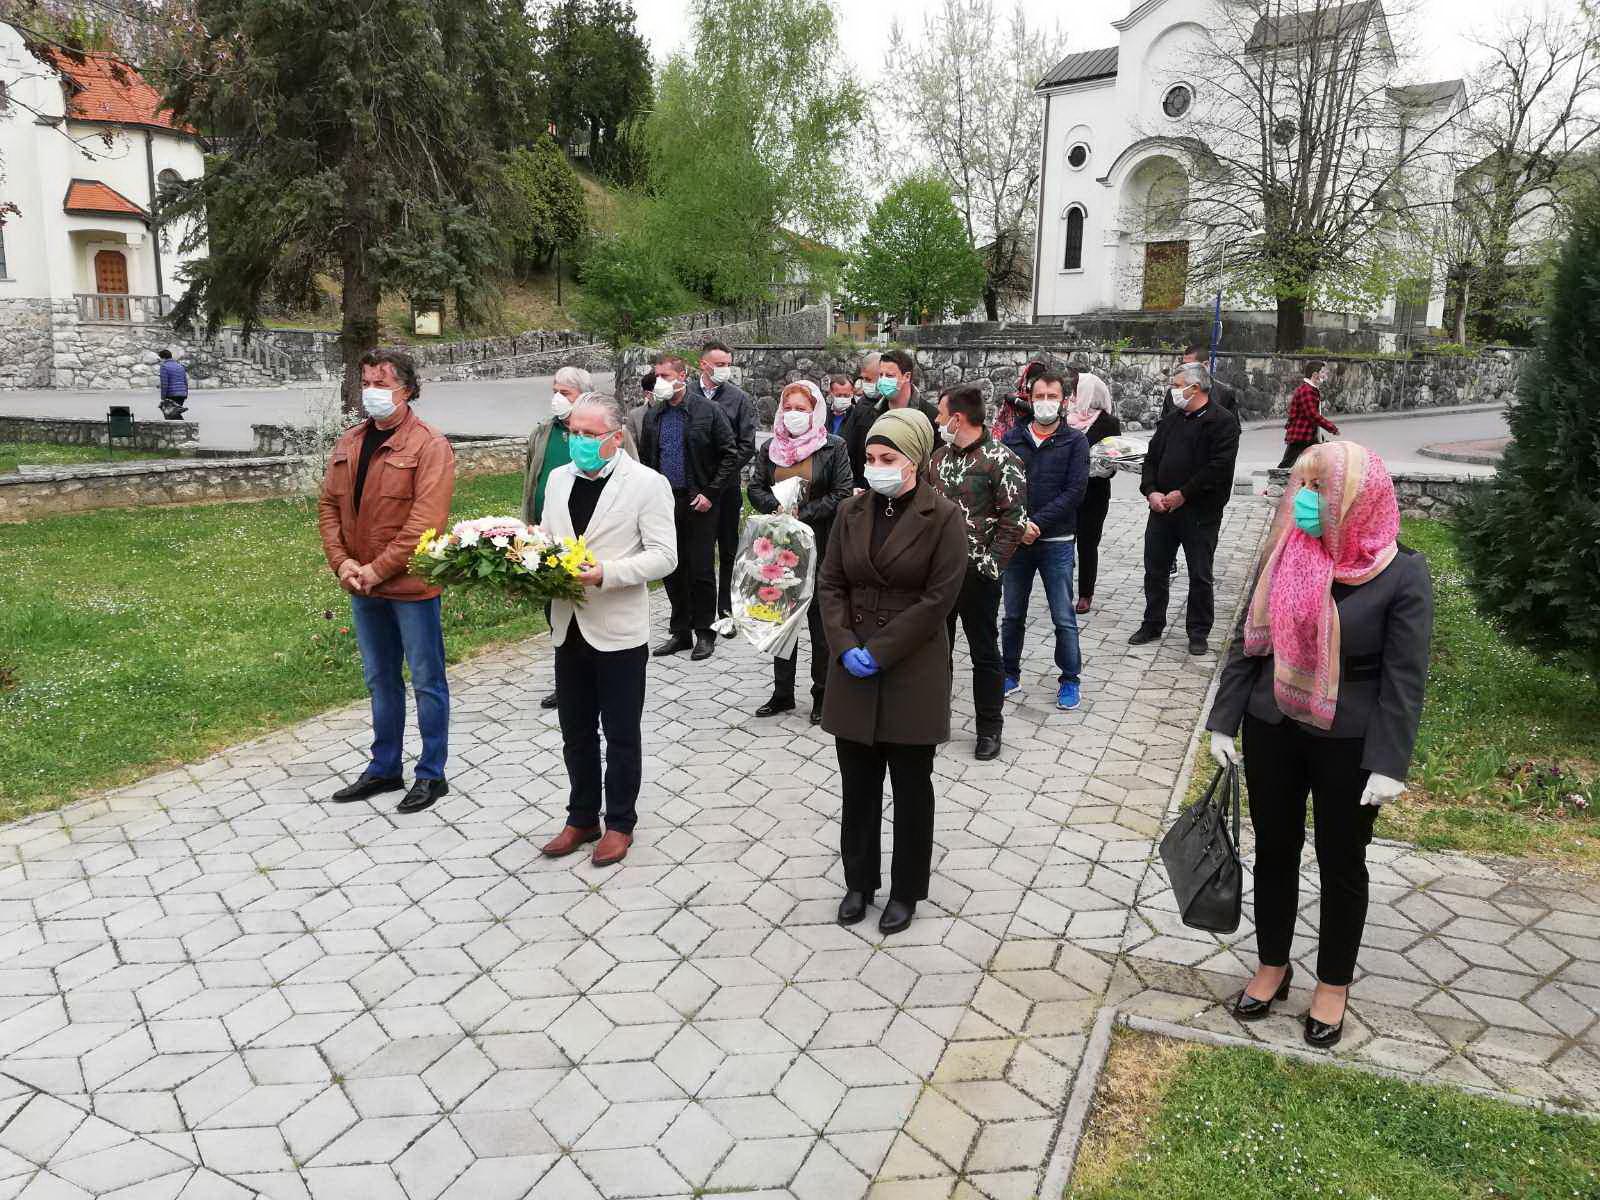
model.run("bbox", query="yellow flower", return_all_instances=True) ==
[415,528,437,555]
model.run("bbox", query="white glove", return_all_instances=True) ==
[1209,732,1238,768]
[1361,772,1405,807]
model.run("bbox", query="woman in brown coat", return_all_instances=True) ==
[819,409,968,934]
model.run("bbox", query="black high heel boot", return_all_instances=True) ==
[1232,964,1294,1021]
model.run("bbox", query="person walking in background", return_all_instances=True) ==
[640,355,737,661]
[319,348,455,815]
[819,410,967,935]
[1130,361,1241,655]
[522,366,636,712]
[537,394,678,868]
[872,349,940,441]
[1281,359,1339,467]
[157,348,188,419]
[826,372,877,488]
[1065,370,1122,615]
[1206,442,1431,1047]
[999,369,1090,711]
[931,383,1027,759]
[1183,344,1238,414]
[747,380,853,722]
[689,340,757,631]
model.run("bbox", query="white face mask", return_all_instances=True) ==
[938,421,958,446]
[1032,400,1061,426]
[361,387,396,420]
[781,410,812,436]
[710,365,733,384]
[653,378,675,401]
[830,395,853,413]
[551,394,574,420]
[864,464,906,497]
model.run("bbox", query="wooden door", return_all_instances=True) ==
[1141,240,1188,311]
[94,250,129,321]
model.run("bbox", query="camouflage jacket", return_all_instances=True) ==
[930,431,1029,579]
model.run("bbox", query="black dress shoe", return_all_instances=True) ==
[837,891,871,925]
[809,699,823,725]
[1127,627,1162,646]
[1304,999,1346,1048]
[879,898,915,934]
[691,632,716,660]
[1232,964,1293,1021]
[540,691,559,710]
[652,634,692,657]
[756,695,796,718]
[1188,638,1208,656]
[397,778,449,814]
[330,774,403,803]
[975,734,1002,761]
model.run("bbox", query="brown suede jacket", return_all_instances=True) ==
[318,406,456,600]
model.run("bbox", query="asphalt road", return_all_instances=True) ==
[1235,405,1507,478]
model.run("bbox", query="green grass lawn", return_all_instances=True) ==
[1070,1030,1600,1199]
[0,442,173,475]
[1184,516,1600,872]
[0,473,544,821]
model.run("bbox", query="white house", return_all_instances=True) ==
[1028,0,1463,333]
[0,25,205,325]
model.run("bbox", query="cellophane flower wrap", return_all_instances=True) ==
[732,478,817,658]
[1090,434,1150,479]
[411,516,589,606]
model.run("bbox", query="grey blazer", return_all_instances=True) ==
[1206,547,1433,780]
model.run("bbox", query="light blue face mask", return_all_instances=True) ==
[1293,486,1323,538]
[875,375,899,398]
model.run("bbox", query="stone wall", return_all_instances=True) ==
[907,309,1408,354]
[1265,466,1489,519]
[0,299,54,388]
[0,437,527,522]
[0,413,199,451]
[726,342,1525,429]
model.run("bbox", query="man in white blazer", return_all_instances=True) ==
[538,393,677,867]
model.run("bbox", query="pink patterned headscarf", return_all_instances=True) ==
[768,379,829,467]
[1243,441,1400,729]
[1067,371,1113,432]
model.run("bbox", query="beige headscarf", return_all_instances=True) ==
[865,408,934,467]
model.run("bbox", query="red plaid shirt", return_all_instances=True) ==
[1284,382,1339,443]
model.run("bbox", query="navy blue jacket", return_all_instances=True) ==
[158,358,188,397]
[1000,422,1090,538]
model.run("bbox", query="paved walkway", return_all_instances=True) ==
[0,495,1595,1199]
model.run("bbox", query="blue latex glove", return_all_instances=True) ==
[841,647,881,678]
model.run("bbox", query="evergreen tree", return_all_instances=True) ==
[1461,190,1600,672]
[845,176,987,324]
[501,137,589,276]
[157,0,541,409]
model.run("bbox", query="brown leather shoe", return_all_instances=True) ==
[541,824,601,858]
[591,830,632,867]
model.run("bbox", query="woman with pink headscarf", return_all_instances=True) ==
[747,379,854,721]
[1205,441,1433,1049]
[1065,368,1120,614]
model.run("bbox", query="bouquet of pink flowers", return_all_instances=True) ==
[411,516,590,605]
[730,497,818,657]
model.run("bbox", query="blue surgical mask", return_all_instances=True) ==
[1293,486,1323,537]
[361,387,396,420]
[875,376,899,399]
[864,464,906,496]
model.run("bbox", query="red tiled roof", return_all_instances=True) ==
[63,179,149,221]
[35,45,194,135]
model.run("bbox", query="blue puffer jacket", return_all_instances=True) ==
[1000,422,1090,538]
[158,358,188,398]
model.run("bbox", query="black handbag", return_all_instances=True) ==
[1159,761,1243,934]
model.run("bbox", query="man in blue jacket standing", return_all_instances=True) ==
[999,368,1090,711]
[157,349,188,419]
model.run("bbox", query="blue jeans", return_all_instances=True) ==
[349,594,450,781]
[1001,540,1082,685]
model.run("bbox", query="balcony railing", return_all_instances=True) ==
[75,293,175,324]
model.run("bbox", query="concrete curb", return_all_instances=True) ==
[1417,444,1504,466]
[1039,1003,1119,1199]
[1240,399,1507,432]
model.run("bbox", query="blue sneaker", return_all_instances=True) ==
[1057,682,1081,711]
[1003,676,1022,699]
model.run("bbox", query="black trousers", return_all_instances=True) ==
[773,593,827,702]
[837,739,936,902]
[1279,440,1315,469]
[1077,477,1111,600]
[555,621,648,834]
[1141,506,1223,638]
[1243,712,1378,986]
[664,491,718,635]
[945,566,1004,737]
[715,482,743,617]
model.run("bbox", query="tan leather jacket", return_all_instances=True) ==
[318,407,456,600]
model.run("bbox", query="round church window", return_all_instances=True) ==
[1162,83,1193,119]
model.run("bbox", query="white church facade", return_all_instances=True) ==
[1028,0,1462,333]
